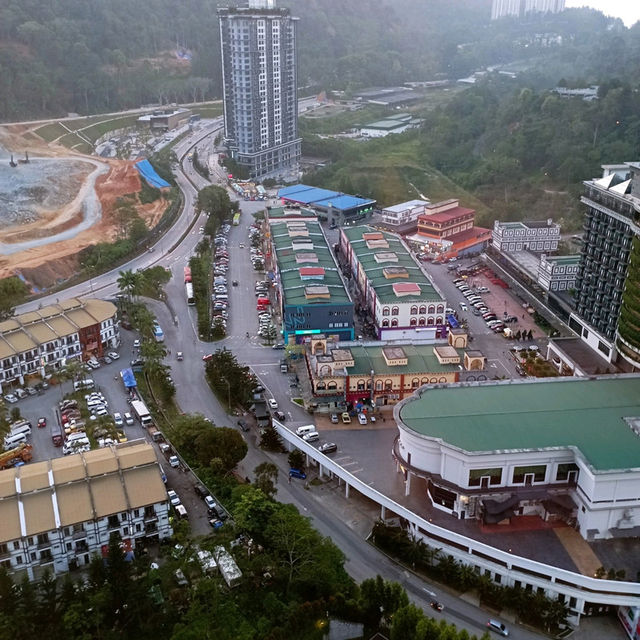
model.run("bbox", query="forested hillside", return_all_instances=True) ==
[2,0,636,121]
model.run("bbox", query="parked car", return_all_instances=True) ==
[3,394,17,404]
[341,412,351,424]
[318,442,337,454]
[194,484,208,498]
[113,413,123,426]
[486,620,509,636]
[204,495,217,510]
[358,413,368,425]
[124,412,134,426]
[169,455,180,468]
[167,490,181,507]
[237,419,249,432]
[289,468,307,479]
[108,351,120,360]
[268,398,278,410]
[330,413,339,424]
[273,410,286,421]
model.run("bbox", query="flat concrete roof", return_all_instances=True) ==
[398,376,640,472]
[341,226,442,303]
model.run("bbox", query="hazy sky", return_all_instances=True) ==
[565,1,640,26]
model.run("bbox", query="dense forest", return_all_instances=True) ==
[1,0,637,121]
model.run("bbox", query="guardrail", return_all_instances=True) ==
[273,422,640,619]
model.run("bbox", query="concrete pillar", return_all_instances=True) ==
[319,464,324,478]
[380,505,387,520]
[405,471,412,496]
[345,482,350,499]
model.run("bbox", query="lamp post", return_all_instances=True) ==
[370,369,375,406]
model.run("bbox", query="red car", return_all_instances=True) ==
[202,354,213,362]
[37,417,47,428]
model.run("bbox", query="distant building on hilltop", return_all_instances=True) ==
[491,0,565,19]
[218,0,301,180]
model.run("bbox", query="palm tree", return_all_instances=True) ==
[116,270,138,303]
[140,340,167,362]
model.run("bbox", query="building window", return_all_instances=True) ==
[382,307,390,316]
[468,468,502,487]
[327,381,337,390]
[382,319,389,327]
[357,380,366,390]
[512,465,546,484]
[391,307,399,316]
[411,378,419,388]
[384,379,393,391]
[410,306,418,315]
[316,382,326,390]
[391,319,398,327]
[410,318,417,326]
[436,305,444,314]
[428,305,435,314]
[556,463,579,482]
[427,317,434,326]
[419,305,426,314]
[375,380,383,391]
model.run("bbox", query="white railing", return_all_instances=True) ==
[275,422,640,610]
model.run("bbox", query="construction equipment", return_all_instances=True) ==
[17,151,29,164]
[0,443,33,470]
[9,155,17,168]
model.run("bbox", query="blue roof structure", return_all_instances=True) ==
[121,368,137,389]
[135,159,171,189]
[278,184,376,213]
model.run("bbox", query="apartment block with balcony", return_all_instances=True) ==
[0,297,118,392]
[0,442,171,580]
[492,219,561,253]
[569,162,640,367]
[218,0,301,180]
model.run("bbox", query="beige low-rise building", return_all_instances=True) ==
[305,335,484,410]
[0,441,171,580]
[0,297,119,392]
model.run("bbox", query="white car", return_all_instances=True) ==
[169,455,180,468]
[167,490,181,507]
[133,339,141,348]
[113,412,123,426]
[124,412,134,426]
[108,351,120,360]
[268,398,278,410]
[3,394,18,404]
[358,413,368,425]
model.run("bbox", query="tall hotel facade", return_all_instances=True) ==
[218,0,301,180]
[491,0,565,19]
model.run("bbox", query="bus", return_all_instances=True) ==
[153,324,164,343]
[185,281,195,306]
[232,212,241,226]
[184,266,192,283]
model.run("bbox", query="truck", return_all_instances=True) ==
[51,423,63,447]
[131,399,153,427]
[153,324,164,343]
[0,443,33,469]
[253,399,271,430]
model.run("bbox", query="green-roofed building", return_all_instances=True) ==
[270,220,354,342]
[394,375,640,540]
[338,225,448,341]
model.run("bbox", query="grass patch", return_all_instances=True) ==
[80,114,141,142]
[71,141,94,154]
[34,122,68,142]
[57,131,90,149]
[194,106,223,119]
[292,398,304,406]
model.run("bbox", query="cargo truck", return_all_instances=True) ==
[130,399,153,427]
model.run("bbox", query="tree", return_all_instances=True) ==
[359,576,409,627]
[390,603,424,640]
[116,270,142,303]
[232,485,277,537]
[288,449,305,470]
[260,424,283,451]
[9,407,21,423]
[254,462,278,499]
[0,277,29,320]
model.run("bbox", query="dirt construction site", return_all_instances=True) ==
[0,124,169,291]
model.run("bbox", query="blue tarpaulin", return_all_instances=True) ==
[121,368,137,389]
[447,314,459,329]
[135,159,171,189]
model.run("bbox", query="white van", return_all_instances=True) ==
[9,422,32,438]
[66,431,88,443]
[296,425,316,437]
[302,431,319,442]
[3,432,27,450]
[175,505,188,520]
[74,379,95,391]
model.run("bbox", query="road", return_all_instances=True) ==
[10,99,593,638]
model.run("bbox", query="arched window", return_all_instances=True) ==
[382,319,389,327]
[382,307,390,316]
[410,305,418,315]
[391,319,398,327]
[357,379,366,390]
[328,381,337,390]
[418,317,426,326]
[419,305,426,314]
[411,378,420,388]
[367,379,373,390]
[316,381,326,390]
[436,305,444,314]
[427,317,435,326]
[429,377,438,384]
[319,365,331,376]
[375,380,383,391]
[384,379,393,391]
[428,305,435,314]
[410,318,417,326]
[421,378,429,385]
[438,377,447,383]
[391,306,399,316]
[436,317,443,325]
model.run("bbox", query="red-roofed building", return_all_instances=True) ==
[299,267,325,279]
[408,199,491,258]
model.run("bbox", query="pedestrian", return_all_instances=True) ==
[288,475,291,484]
[522,314,525,319]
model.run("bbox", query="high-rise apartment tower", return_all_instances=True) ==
[218,0,301,180]
[491,0,565,20]
[570,162,640,368]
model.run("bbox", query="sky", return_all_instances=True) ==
[564,1,640,27]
